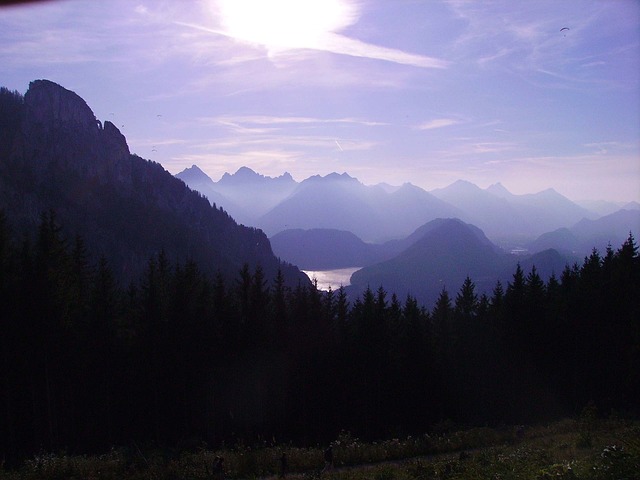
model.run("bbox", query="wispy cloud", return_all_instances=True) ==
[477,47,515,66]
[130,137,188,148]
[584,141,634,155]
[437,140,520,158]
[192,134,378,152]
[415,118,460,130]
[177,0,449,69]
[319,32,449,69]
[200,114,388,128]
[444,0,634,90]
[177,20,449,69]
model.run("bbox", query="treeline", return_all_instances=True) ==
[1,211,639,462]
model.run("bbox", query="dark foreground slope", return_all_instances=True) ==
[0,81,306,286]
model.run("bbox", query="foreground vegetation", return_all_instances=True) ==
[1,416,638,479]
[1,211,639,462]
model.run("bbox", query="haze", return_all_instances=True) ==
[1,0,639,202]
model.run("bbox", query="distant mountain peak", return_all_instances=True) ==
[218,166,296,185]
[430,179,484,198]
[186,164,206,174]
[235,166,259,177]
[452,179,478,187]
[326,172,356,181]
[446,179,483,193]
[176,165,214,185]
[303,172,359,184]
[486,182,513,198]
[537,187,561,197]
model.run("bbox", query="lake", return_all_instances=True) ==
[302,267,361,291]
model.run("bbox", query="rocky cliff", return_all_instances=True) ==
[0,80,308,286]
[20,80,131,184]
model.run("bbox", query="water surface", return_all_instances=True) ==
[302,267,361,291]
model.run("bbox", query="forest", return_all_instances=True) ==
[0,210,638,464]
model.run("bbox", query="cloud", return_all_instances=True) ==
[584,141,634,155]
[192,134,378,152]
[444,0,630,88]
[178,0,448,69]
[318,32,449,68]
[200,114,388,127]
[416,118,460,130]
[436,140,520,158]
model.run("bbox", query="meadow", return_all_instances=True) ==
[2,413,638,480]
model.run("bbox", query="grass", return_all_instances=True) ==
[1,417,638,479]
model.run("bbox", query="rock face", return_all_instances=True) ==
[21,80,131,184]
[0,80,308,286]
[25,79,100,131]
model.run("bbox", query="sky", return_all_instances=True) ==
[1,0,639,203]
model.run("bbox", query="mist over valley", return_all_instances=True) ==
[178,164,640,307]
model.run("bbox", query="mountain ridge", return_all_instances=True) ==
[0,80,308,287]
[178,165,602,246]
[347,218,572,307]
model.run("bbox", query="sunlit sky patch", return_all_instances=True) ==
[1,0,638,202]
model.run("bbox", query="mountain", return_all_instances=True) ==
[431,180,527,240]
[270,218,499,271]
[528,228,581,256]
[348,218,574,307]
[575,200,639,217]
[490,186,597,234]
[215,166,298,219]
[176,165,298,225]
[382,183,464,239]
[529,209,640,257]
[516,248,575,281]
[175,164,233,207]
[431,180,596,243]
[270,228,388,270]
[348,218,513,307]
[257,172,378,239]
[257,173,459,242]
[0,80,307,286]
[178,166,608,250]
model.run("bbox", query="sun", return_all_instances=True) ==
[212,0,357,52]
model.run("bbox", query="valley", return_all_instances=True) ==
[177,165,640,307]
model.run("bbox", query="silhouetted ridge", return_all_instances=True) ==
[271,228,385,270]
[0,79,308,287]
[349,218,511,307]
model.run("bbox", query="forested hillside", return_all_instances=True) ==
[0,82,306,287]
[1,211,638,463]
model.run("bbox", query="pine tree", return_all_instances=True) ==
[455,276,478,321]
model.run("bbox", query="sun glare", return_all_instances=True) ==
[212,0,357,51]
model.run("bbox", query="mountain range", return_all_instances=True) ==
[2,79,636,308]
[529,209,640,256]
[0,80,307,287]
[178,165,638,307]
[177,165,637,252]
[347,218,573,307]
